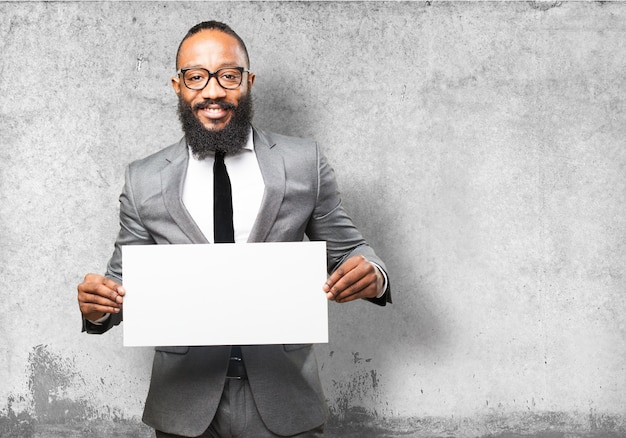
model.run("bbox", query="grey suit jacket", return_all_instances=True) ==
[83,127,390,437]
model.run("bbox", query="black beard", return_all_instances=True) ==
[177,92,254,159]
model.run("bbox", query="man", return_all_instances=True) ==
[77,21,390,438]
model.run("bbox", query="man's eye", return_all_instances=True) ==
[185,71,207,82]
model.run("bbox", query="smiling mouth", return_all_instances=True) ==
[202,107,228,118]
[195,101,235,121]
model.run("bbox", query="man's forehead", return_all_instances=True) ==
[179,30,245,62]
[176,29,247,68]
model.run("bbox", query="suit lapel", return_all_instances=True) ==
[161,138,209,244]
[248,128,285,242]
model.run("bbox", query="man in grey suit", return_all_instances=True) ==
[77,21,390,438]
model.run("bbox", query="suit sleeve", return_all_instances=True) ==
[305,144,391,305]
[82,164,157,333]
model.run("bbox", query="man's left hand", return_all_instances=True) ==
[323,255,384,303]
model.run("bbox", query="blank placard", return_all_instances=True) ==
[122,242,328,347]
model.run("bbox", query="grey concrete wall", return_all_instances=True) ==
[1,1,625,437]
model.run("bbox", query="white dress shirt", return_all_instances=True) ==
[183,129,264,243]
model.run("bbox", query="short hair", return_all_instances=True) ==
[175,21,250,69]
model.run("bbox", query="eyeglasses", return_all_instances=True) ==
[177,67,249,91]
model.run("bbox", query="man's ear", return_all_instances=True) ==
[247,72,256,90]
[171,75,182,95]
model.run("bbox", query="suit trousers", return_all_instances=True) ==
[155,379,325,438]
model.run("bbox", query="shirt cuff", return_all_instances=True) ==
[88,313,111,325]
[370,262,389,299]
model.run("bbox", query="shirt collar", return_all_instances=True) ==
[242,126,254,152]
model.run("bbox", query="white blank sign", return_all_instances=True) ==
[122,242,328,347]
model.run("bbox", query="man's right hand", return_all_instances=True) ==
[77,274,125,321]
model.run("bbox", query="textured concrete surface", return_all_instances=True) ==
[1,1,626,437]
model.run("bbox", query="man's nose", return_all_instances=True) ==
[201,76,227,99]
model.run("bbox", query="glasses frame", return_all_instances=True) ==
[176,66,250,91]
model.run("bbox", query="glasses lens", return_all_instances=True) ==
[217,68,243,89]
[183,69,209,90]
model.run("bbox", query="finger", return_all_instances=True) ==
[323,255,363,294]
[333,267,378,303]
[323,266,345,295]
[91,275,126,297]
[79,300,121,316]
[80,276,124,303]
[82,284,123,306]
[77,297,121,322]
[77,287,122,315]
[327,262,372,301]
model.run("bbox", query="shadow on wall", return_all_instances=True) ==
[321,178,449,432]
[251,72,318,138]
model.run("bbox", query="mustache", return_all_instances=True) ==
[193,100,236,111]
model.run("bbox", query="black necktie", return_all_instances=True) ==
[214,152,242,362]
[213,151,235,243]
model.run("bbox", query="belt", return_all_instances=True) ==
[226,346,247,380]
